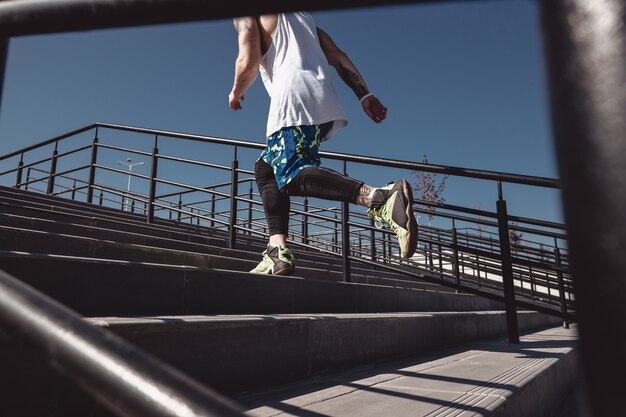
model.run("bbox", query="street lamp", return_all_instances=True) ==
[117,158,144,211]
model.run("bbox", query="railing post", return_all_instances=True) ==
[554,248,570,329]
[99,190,103,206]
[382,228,387,262]
[229,147,239,249]
[248,183,253,235]
[341,202,351,282]
[370,218,376,262]
[302,197,309,245]
[24,167,31,191]
[0,38,8,120]
[341,161,351,282]
[177,195,182,221]
[496,182,519,344]
[47,142,59,195]
[210,191,215,228]
[452,226,461,292]
[71,180,77,200]
[86,128,99,204]
[15,153,24,189]
[146,135,159,223]
[331,211,337,251]
[131,198,136,213]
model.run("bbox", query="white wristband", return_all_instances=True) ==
[359,93,374,104]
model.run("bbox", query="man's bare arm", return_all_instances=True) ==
[317,27,369,99]
[229,17,262,111]
[317,27,387,123]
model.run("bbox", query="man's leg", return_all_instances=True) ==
[251,159,295,275]
[287,166,418,258]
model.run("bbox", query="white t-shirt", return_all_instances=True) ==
[259,12,348,139]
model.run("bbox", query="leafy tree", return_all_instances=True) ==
[509,222,524,247]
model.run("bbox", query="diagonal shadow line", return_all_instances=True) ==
[259,401,334,417]
[342,381,494,414]
[264,380,494,417]
[391,370,518,393]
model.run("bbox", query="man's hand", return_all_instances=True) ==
[229,92,245,111]
[361,95,388,123]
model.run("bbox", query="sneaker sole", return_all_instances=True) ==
[273,265,295,276]
[399,179,418,258]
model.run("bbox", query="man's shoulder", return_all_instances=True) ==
[258,14,278,35]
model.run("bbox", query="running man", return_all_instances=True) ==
[229,12,417,275]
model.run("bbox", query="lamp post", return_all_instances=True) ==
[117,158,144,211]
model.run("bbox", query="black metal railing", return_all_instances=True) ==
[0,122,574,333]
[0,268,247,417]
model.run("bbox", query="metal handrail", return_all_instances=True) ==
[2,121,561,188]
[0,269,247,417]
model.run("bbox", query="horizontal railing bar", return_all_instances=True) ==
[0,166,18,177]
[78,123,565,188]
[21,155,54,170]
[3,121,561,189]
[56,144,93,159]
[0,0,458,38]
[91,184,150,203]
[0,124,96,162]
[413,207,499,228]
[150,202,230,228]
[156,154,230,171]
[237,168,255,175]
[96,143,152,157]
[51,184,89,197]
[18,175,50,188]
[508,214,567,231]
[156,177,255,200]
[413,198,499,219]
[94,164,151,181]
[97,122,266,150]
[155,178,231,199]
[509,223,568,240]
[49,164,90,180]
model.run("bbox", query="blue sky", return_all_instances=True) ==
[0,0,563,232]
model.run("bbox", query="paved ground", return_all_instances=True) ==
[238,325,578,417]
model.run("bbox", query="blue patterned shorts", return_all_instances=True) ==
[259,123,330,190]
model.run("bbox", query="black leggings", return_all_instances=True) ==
[255,159,363,236]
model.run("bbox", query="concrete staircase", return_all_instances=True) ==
[0,185,576,417]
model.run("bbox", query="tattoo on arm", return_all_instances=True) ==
[337,63,369,99]
[234,17,254,33]
[356,185,374,208]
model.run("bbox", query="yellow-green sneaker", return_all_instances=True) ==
[250,245,296,275]
[367,179,418,258]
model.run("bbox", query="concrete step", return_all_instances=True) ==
[0,211,438,290]
[0,185,315,248]
[0,185,199,231]
[91,312,562,395]
[238,325,577,417]
[0,198,219,244]
[0,187,428,282]
[0,251,504,317]
[0,312,563,416]
[0,185,407,267]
